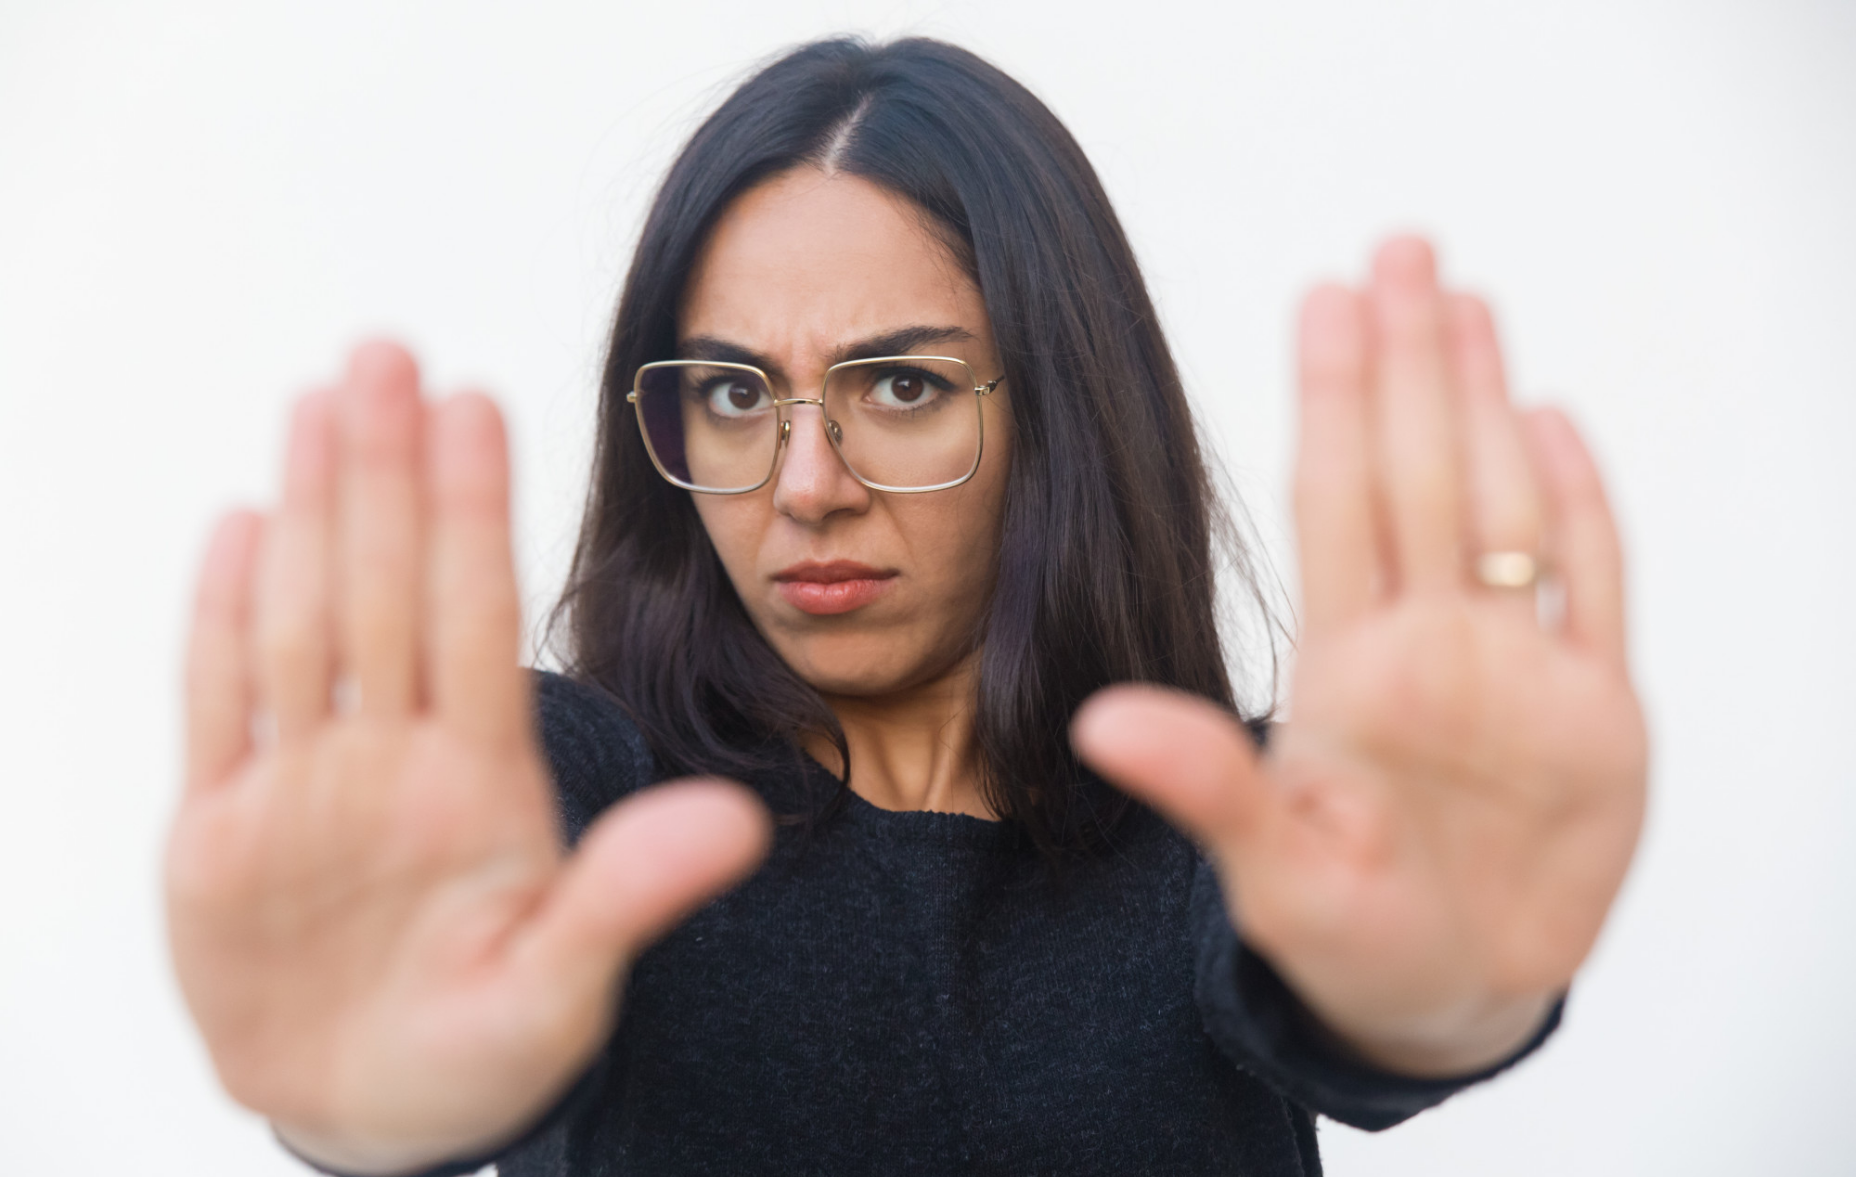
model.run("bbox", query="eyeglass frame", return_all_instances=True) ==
[625,355,1004,496]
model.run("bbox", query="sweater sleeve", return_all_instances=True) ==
[1190,721,1563,1131]
[277,670,653,1177]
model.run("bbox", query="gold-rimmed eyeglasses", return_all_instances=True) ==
[627,355,1002,494]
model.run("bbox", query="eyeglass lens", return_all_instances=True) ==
[633,358,983,492]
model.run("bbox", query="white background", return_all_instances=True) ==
[2,1,1852,1173]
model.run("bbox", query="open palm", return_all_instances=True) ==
[1076,238,1647,1074]
[168,345,769,1173]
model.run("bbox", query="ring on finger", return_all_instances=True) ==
[1475,550,1543,590]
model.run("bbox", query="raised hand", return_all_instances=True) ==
[168,343,771,1174]
[1074,238,1648,1075]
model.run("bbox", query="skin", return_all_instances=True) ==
[1073,250,1647,1072]
[681,168,1012,817]
[167,166,1645,1174]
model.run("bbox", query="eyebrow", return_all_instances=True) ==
[676,325,979,379]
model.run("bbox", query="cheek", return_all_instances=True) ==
[968,415,1013,566]
[692,496,767,585]
[915,437,1012,599]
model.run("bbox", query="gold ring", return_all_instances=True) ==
[1475,551,1542,590]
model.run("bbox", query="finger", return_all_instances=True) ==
[427,393,526,751]
[1446,294,1545,621]
[1294,284,1381,631]
[337,341,426,717]
[1522,408,1628,667]
[257,391,337,742]
[185,510,264,796]
[1070,684,1281,855]
[1369,237,1465,593]
[517,780,772,996]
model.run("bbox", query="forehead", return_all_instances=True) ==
[679,168,986,357]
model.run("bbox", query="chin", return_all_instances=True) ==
[772,631,964,699]
[786,654,918,698]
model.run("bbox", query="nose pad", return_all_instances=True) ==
[771,402,866,518]
[773,403,844,476]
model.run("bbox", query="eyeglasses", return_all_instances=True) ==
[627,355,1002,495]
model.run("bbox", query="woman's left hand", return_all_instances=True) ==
[1073,236,1648,1076]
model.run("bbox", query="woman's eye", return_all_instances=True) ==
[704,380,768,417]
[870,370,942,409]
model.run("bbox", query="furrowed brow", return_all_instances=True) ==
[675,326,979,376]
[678,336,778,375]
[828,326,976,366]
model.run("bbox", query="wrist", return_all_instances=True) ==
[271,1121,498,1177]
[1302,989,1561,1079]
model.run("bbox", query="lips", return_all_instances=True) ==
[773,560,899,616]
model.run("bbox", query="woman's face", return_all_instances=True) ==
[679,168,1012,698]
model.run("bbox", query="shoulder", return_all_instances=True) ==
[530,670,658,844]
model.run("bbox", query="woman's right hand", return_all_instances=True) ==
[168,342,771,1176]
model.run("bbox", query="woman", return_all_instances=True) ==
[167,36,1647,1177]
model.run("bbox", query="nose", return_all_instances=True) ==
[771,401,871,525]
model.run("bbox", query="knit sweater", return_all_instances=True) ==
[330,671,1557,1177]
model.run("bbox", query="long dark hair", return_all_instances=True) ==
[553,36,1276,863]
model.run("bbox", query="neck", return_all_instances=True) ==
[806,653,996,820]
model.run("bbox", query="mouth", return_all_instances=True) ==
[772,560,900,616]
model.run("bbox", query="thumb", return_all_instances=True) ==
[519,778,772,996]
[1071,684,1279,854]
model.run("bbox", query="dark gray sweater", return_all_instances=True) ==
[351,672,1556,1177]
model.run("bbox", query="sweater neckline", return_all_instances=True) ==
[790,752,1023,851]
[838,783,1023,849]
